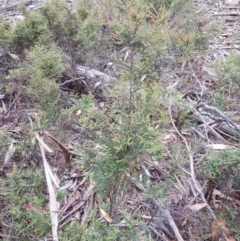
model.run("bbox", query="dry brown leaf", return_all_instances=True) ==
[213,189,232,201]
[181,60,187,71]
[211,219,223,239]
[8,53,20,61]
[75,110,82,117]
[181,218,187,227]
[140,74,147,82]
[4,141,16,164]
[228,236,237,241]
[142,215,152,219]
[14,126,23,132]
[24,203,39,212]
[162,133,177,144]
[100,208,113,223]
[211,219,232,241]
[212,189,240,205]
[24,203,47,214]
[185,203,208,211]
[172,191,181,204]
[44,131,71,163]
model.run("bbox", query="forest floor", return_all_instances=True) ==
[0,0,240,240]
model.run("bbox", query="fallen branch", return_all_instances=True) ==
[74,65,116,93]
[202,104,240,133]
[162,209,184,241]
[188,60,204,98]
[169,105,216,220]
[148,226,167,240]
[193,104,240,139]
[60,78,75,86]
[191,107,228,143]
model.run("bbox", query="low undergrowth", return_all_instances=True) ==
[2,0,239,240]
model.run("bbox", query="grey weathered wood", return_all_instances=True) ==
[74,65,116,93]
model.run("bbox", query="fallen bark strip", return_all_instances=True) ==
[223,7,240,9]
[212,12,240,16]
[219,47,240,50]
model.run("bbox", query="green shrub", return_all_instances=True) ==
[75,17,101,50]
[225,53,240,83]
[0,17,12,48]
[25,42,64,81]
[60,220,150,241]
[60,0,171,214]
[211,54,240,109]
[144,0,185,9]
[0,166,51,240]
[12,12,49,51]
[23,42,64,126]
[27,77,59,109]
[203,149,240,178]
[65,79,164,214]
[40,0,75,39]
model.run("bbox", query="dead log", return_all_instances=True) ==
[74,65,116,95]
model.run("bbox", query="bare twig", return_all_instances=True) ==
[1,91,21,120]
[188,180,208,205]
[59,201,85,228]
[188,178,197,197]
[169,105,216,220]
[193,128,214,144]
[162,209,184,241]
[126,173,145,191]
[191,107,228,142]
[174,174,188,195]
[60,78,75,86]
[81,198,92,225]
[188,60,204,98]
[143,160,168,175]
[148,226,167,241]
